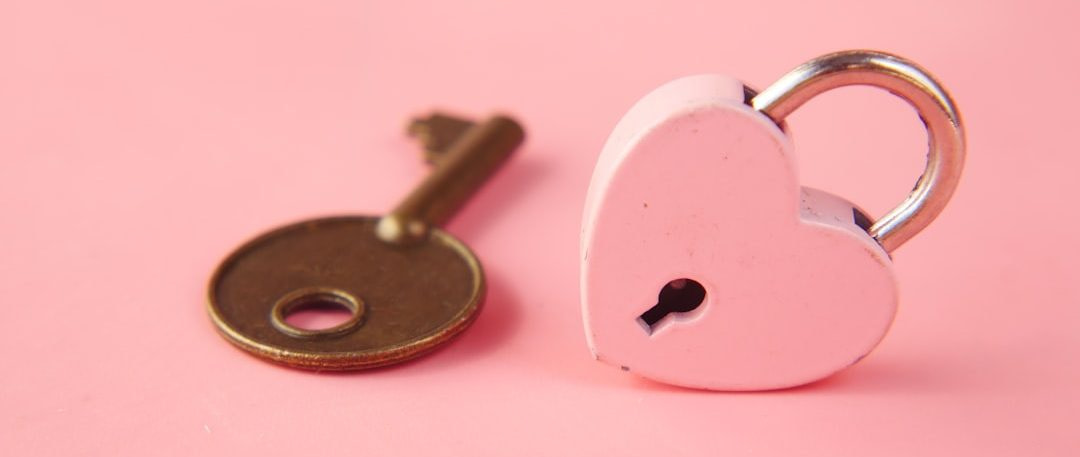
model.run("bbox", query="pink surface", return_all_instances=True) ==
[2,0,1077,455]
[581,75,897,390]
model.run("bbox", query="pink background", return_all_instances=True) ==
[2,0,1077,455]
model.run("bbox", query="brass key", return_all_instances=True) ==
[208,113,524,370]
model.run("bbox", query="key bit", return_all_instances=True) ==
[407,113,477,164]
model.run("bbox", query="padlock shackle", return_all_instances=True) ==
[752,50,966,252]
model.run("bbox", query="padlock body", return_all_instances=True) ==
[581,75,898,390]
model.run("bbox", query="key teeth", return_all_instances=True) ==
[405,118,441,164]
[407,113,477,164]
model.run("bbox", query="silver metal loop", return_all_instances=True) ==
[751,50,965,252]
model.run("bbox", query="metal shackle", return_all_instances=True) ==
[752,50,966,252]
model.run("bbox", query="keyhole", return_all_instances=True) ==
[637,278,706,334]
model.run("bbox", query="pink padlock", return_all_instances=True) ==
[580,50,966,391]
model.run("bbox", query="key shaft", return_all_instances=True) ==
[376,115,524,244]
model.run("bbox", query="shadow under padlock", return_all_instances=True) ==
[207,113,525,370]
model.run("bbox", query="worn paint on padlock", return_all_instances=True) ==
[580,75,898,391]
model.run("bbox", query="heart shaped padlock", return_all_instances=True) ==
[580,50,965,390]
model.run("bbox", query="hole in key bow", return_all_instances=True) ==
[637,278,706,334]
[284,298,355,331]
[270,288,366,339]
